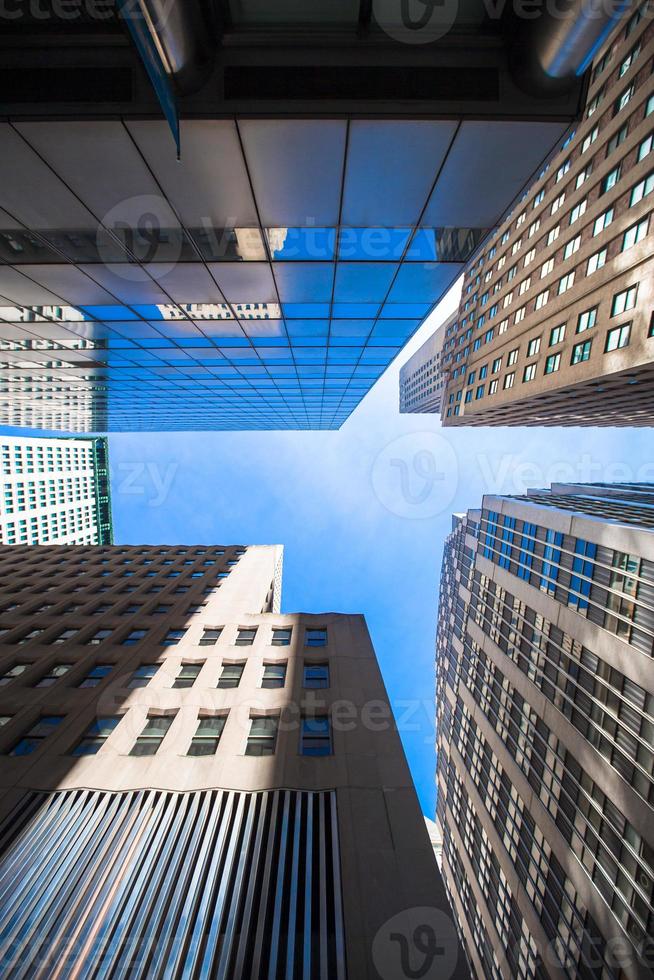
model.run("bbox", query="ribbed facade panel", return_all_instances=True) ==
[0,788,346,980]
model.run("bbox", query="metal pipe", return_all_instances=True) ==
[505,0,633,95]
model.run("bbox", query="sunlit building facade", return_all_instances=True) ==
[399,313,452,414]
[436,483,654,979]
[438,5,654,426]
[0,543,468,978]
[0,435,112,546]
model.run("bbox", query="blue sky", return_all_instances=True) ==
[14,278,653,816]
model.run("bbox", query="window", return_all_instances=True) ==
[162,628,187,646]
[571,340,592,364]
[593,208,613,236]
[547,225,560,246]
[300,717,332,757]
[581,126,598,152]
[78,664,113,688]
[491,357,502,373]
[586,249,607,274]
[489,379,499,394]
[129,715,175,756]
[569,200,587,223]
[270,627,291,646]
[638,132,653,163]
[619,43,639,76]
[605,323,631,352]
[262,663,287,689]
[127,664,159,688]
[71,717,120,756]
[576,308,597,333]
[523,364,537,383]
[475,385,484,400]
[152,603,172,615]
[235,628,257,646]
[122,629,148,646]
[8,716,64,756]
[611,285,638,317]
[303,663,330,689]
[187,715,226,756]
[545,353,561,374]
[35,663,71,688]
[551,193,565,215]
[503,372,515,389]
[549,324,566,346]
[601,166,620,195]
[305,628,327,647]
[217,663,244,689]
[555,158,570,182]
[199,627,222,646]
[87,629,113,645]
[121,604,142,616]
[575,167,591,189]
[622,219,648,251]
[630,172,654,206]
[606,124,628,157]
[535,290,549,309]
[614,83,634,113]
[51,628,78,644]
[245,717,278,756]
[173,662,203,689]
[0,663,29,686]
[563,236,581,260]
[507,348,519,366]
[186,602,207,615]
[527,337,541,357]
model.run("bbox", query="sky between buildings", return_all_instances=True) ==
[6,278,654,816]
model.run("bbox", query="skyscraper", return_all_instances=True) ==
[436,483,654,979]
[0,0,598,432]
[401,4,654,426]
[0,542,468,978]
[399,313,451,415]
[0,435,112,546]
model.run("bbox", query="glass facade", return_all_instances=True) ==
[0,117,537,431]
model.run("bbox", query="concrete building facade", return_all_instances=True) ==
[0,542,467,978]
[399,314,451,414]
[0,435,112,546]
[436,483,654,979]
[399,4,654,426]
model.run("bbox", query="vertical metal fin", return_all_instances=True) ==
[0,788,348,980]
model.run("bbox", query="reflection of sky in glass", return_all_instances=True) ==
[0,243,473,429]
[0,281,454,428]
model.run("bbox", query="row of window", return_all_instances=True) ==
[0,624,327,649]
[3,711,334,759]
[0,658,330,691]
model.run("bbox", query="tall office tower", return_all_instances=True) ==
[0,543,468,979]
[0,435,112,546]
[435,483,654,980]
[399,313,452,414]
[0,1,603,432]
[396,4,654,426]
